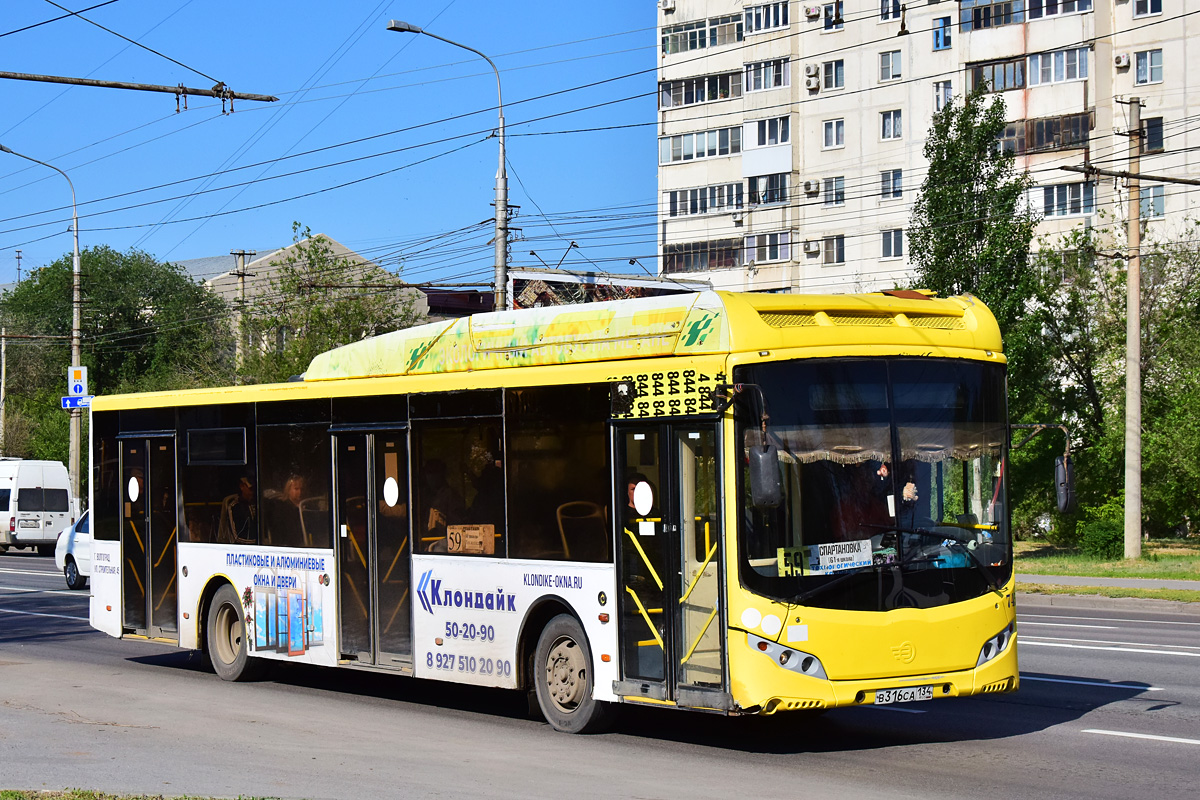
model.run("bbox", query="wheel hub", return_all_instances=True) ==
[545,636,585,711]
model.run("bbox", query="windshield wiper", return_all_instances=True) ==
[888,525,1004,593]
[788,547,939,606]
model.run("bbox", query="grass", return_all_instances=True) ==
[1018,583,1200,604]
[1013,538,1200,581]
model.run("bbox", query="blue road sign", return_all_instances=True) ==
[61,395,92,409]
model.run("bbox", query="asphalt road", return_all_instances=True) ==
[2,549,1197,799]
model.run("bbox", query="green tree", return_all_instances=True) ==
[0,245,231,459]
[241,223,423,383]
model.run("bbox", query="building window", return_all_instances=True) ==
[1135,50,1163,84]
[1029,0,1093,19]
[745,3,789,34]
[881,0,902,20]
[881,110,902,140]
[667,183,745,217]
[960,0,1024,31]
[662,15,744,54]
[823,59,845,89]
[659,126,743,164]
[823,119,845,148]
[1030,112,1092,151]
[1142,116,1164,153]
[1042,182,1096,217]
[824,2,844,30]
[753,117,790,147]
[882,229,904,259]
[660,72,743,108]
[749,174,789,205]
[880,50,902,82]
[934,80,953,111]
[1134,0,1162,15]
[745,232,791,264]
[745,59,790,92]
[663,238,742,273]
[1028,48,1089,86]
[998,122,1027,155]
[933,17,952,50]
[823,176,845,206]
[823,235,846,265]
[970,58,1026,92]
[1140,185,1165,219]
[881,169,903,199]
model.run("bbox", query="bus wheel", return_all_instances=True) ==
[207,584,264,682]
[533,614,614,734]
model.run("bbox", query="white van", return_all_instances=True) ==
[0,459,73,556]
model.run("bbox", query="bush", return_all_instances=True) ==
[1078,519,1124,559]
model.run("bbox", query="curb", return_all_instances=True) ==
[1017,590,1200,618]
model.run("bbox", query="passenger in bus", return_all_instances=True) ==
[264,475,308,547]
[218,475,257,545]
[468,440,504,530]
[420,459,462,552]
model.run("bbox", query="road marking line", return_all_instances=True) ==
[0,607,88,622]
[0,585,82,597]
[1020,675,1163,692]
[1023,635,1200,651]
[0,568,60,578]
[1019,613,1200,627]
[1083,729,1200,746]
[1017,621,1119,630]
[863,705,926,714]
[1022,641,1200,657]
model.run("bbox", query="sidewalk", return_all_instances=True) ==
[1016,573,1200,591]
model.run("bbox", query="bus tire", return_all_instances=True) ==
[533,614,614,734]
[206,584,264,682]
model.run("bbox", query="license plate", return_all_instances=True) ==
[875,685,934,705]
[18,519,38,528]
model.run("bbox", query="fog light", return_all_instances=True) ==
[779,650,792,665]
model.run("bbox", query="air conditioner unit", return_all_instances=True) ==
[1114,53,1130,69]
[659,0,676,12]
[805,76,821,91]
[732,210,745,223]
[803,240,822,255]
[804,5,823,18]
[803,179,821,195]
[804,63,821,78]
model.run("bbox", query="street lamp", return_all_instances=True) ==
[387,19,509,311]
[0,143,83,504]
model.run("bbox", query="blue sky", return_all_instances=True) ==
[0,0,658,286]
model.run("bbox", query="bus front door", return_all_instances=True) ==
[615,424,726,708]
[334,431,412,668]
[121,435,178,639]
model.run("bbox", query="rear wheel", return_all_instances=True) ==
[533,614,614,734]
[64,557,87,590]
[206,584,265,682]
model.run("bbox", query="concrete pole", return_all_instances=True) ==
[1,327,6,456]
[1124,98,1142,559]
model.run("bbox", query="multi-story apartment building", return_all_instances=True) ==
[656,0,1195,293]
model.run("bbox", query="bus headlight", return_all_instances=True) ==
[748,633,827,679]
[976,623,1015,667]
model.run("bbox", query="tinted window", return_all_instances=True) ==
[410,390,502,419]
[0,489,10,510]
[44,489,69,512]
[506,385,611,562]
[333,395,407,425]
[93,411,120,541]
[188,428,246,465]
[257,424,332,549]
[18,488,43,511]
[412,420,504,556]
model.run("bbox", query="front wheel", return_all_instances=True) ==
[206,584,265,682]
[533,614,614,734]
[64,557,87,590]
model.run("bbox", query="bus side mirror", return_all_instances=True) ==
[748,444,782,508]
[1055,455,1076,514]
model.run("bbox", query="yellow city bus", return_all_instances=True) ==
[88,290,1018,733]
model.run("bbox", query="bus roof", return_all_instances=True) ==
[304,289,1001,381]
[91,290,1001,410]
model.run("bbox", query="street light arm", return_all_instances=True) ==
[386,21,503,118]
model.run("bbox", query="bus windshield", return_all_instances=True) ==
[736,358,1011,611]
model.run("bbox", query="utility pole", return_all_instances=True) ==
[1,327,6,456]
[230,250,255,376]
[1123,97,1143,560]
[14,250,21,282]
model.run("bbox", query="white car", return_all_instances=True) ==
[54,510,91,590]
